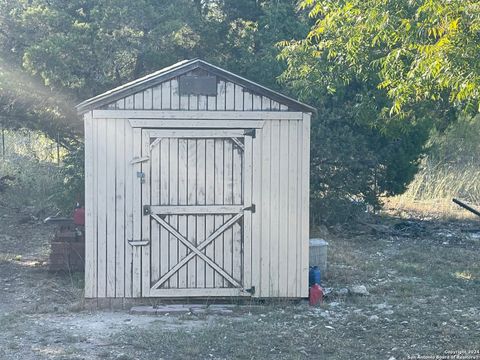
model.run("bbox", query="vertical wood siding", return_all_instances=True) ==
[85,116,139,297]
[85,77,310,299]
[102,77,289,112]
[249,119,308,297]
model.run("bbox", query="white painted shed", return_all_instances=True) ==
[76,59,314,299]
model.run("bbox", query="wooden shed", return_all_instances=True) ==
[76,59,314,299]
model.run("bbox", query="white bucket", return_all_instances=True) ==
[309,238,328,276]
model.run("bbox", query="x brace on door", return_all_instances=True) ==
[149,210,246,290]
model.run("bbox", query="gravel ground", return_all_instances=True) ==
[0,204,479,359]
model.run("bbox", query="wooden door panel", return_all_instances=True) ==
[141,129,251,296]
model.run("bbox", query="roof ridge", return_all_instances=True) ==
[76,59,315,114]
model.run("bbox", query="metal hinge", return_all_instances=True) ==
[244,129,256,138]
[245,286,255,295]
[244,204,256,213]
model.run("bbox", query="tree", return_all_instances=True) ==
[0,58,80,145]
[284,0,480,115]
[0,0,310,175]
[2,0,466,222]
[279,0,468,222]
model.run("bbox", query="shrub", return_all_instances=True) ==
[0,129,83,215]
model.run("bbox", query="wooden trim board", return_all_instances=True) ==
[129,119,265,128]
[93,110,303,120]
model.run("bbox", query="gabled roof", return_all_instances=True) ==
[76,59,315,114]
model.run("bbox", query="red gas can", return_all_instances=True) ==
[309,284,324,306]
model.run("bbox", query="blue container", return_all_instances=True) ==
[309,266,321,286]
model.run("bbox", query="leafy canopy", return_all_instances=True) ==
[284,0,480,115]
[0,0,307,139]
[278,0,473,221]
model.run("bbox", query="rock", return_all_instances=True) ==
[323,287,334,297]
[369,315,379,321]
[337,288,349,296]
[130,306,158,315]
[129,305,190,315]
[349,285,370,296]
[155,305,190,315]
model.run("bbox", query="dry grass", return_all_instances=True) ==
[385,115,480,220]
[384,198,479,220]
[385,161,480,220]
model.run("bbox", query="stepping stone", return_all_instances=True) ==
[130,305,191,315]
[130,306,158,315]
[208,304,237,310]
[191,308,207,315]
[208,308,234,315]
[155,305,190,314]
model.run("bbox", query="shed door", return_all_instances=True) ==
[140,129,253,297]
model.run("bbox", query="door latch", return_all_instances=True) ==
[143,205,151,215]
[137,171,145,183]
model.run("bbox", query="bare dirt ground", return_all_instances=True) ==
[0,203,479,359]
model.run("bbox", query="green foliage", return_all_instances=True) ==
[292,0,480,115]
[0,130,63,212]
[0,0,310,214]
[0,59,80,142]
[216,1,310,91]
[1,0,475,224]
[279,0,478,223]
[1,0,309,97]
[305,86,433,224]
[279,33,439,222]
[54,142,84,211]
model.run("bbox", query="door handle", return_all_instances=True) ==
[128,240,150,246]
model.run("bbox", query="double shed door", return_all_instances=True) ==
[139,128,253,297]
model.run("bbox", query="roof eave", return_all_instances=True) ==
[76,59,316,115]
